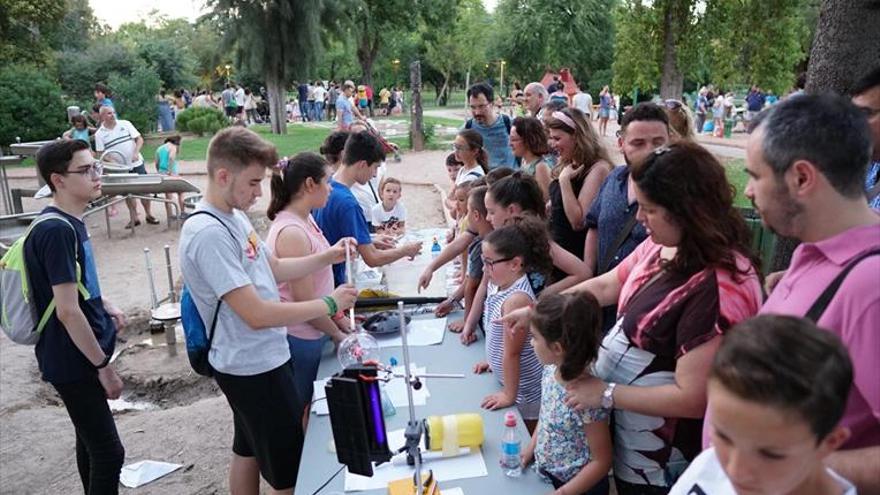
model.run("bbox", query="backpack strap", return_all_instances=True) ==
[502,114,512,134]
[465,118,473,130]
[184,210,238,345]
[26,213,92,334]
[598,208,639,274]
[804,248,880,322]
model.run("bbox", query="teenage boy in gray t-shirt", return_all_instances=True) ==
[178,127,357,494]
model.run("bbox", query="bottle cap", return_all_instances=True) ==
[504,411,516,427]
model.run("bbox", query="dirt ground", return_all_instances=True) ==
[0,150,450,494]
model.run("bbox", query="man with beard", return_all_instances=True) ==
[741,94,880,494]
[583,102,670,333]
[464,82,516,170]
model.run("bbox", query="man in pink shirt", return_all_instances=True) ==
[745,94,880,492]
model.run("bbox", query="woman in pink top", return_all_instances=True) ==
[267,152,351,416]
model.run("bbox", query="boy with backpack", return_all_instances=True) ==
[16,139,126,492]
[178,127,357,493]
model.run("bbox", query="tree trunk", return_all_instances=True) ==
[436,73,450,106]
[771,0,880,272]
[805,0,880,94]
[659,2,684,99]
[410,61,425,152]
[266,76,287,135]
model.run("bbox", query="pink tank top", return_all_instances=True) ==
[266,211,334,339]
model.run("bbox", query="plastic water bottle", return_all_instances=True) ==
[501,411,522,477]
[431,236,441,258]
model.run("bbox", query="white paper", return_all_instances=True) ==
[374,318,446,348]
[311,365,431,416]
[343,428,488,491]
[443,489,465,495]
[119,460,182,488]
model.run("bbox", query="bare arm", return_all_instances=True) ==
[583,228,598,274]
[563,266,621,307]
[359,241,420,268]
[418,231,475,291]
[269,237,350,282]
[544,241,593,294]
[482,293,532,409]
[535,162,552,201]
[567,337,721,418]
[222,283,355,330]
[825,447,880,494]
[561,421,613,495]
[274,227,346,342]
[560,163,609,231]
[461,273,489,344]
[133,135,144,160]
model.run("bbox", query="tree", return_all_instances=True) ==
[423,0,489,105]
[491,0,615,88]
[0,65,68,145]
[0,0,65,65]
[208,0,326,134]
[805,0,880,94]
[347,0,420,88]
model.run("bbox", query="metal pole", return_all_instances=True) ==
[164,244,176,303]
[398,300,421,492]
[144,248,158,309]
[464,69,470,110]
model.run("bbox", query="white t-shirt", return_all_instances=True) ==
[669,448,857,495]
[573,92,593,115]
[234,87,245,106]
[179,203,290,376]
[314,86,327,102]
[455,165,485,185]
[350,163,387,224]
[370,201,407,229]
[94,119,143,168]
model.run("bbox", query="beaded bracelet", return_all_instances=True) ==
[323,296,338,317]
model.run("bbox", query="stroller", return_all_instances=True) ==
[358,118,402,162]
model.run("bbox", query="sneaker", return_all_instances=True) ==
[145,216,160,225]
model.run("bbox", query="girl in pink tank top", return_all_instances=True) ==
[267,152,351,411]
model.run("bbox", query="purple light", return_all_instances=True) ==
[368,383,386,446]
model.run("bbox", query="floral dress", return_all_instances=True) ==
[534,364,610,484]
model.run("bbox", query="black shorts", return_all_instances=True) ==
[214,361,305,489]
[225,106,237,117]
[131,164,147,175]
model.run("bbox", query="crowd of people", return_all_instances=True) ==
[18,63,880,495]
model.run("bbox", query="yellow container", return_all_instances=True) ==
[424,413,483,455]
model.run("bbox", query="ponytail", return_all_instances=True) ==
[266,151,328,220]
[531,291,603,381]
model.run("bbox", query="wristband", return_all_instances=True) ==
[95,355,111,370]
[323,296,338,317]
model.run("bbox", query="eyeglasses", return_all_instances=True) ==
[469,103,489,111]
[481,256,513,268]
[63,161,103,179]
[451,143,469,152]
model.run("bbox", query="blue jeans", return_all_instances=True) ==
[300,101,311,121]
[286,334,330,405]
[313,101,324,121]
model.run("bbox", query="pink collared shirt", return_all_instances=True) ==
[703,221,880,450]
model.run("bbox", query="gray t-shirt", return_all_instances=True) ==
[467,236,483,280]
[179,202,290,376]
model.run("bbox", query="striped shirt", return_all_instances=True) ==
[483,274,543,419]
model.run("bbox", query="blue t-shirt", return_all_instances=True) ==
[336,97,354,127]
[24,207,116,384]
[313,179,373,285]
[467,116,515,170]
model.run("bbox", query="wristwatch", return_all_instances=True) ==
[601,382,617,409]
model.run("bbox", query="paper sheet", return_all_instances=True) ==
[374,318,446,348]
[442,489,465,495]
[343,428,488,491]
[311,365,431,416]
[119,460,182,488]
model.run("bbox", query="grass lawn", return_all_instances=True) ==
[724,158,751,208]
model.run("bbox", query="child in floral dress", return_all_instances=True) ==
[522,291,613,495]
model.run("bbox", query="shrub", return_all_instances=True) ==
[0,66,68,146]
[108,64,162,133]
[176,106,228,136]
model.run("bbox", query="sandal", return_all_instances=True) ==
[145,216,160,225]
[124,220,142,229]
